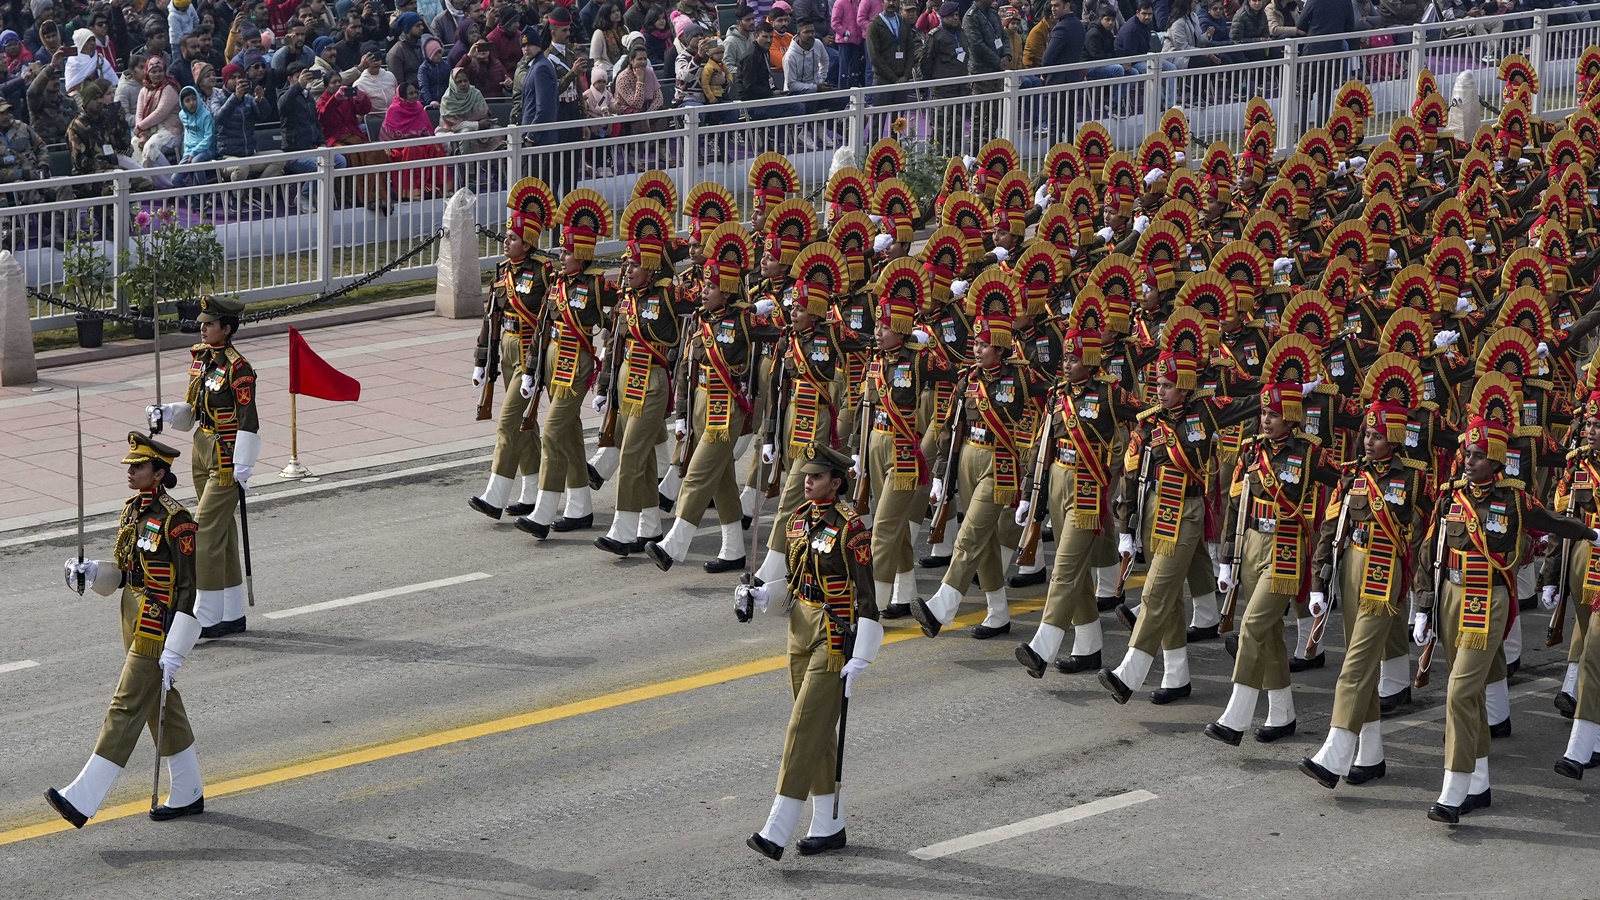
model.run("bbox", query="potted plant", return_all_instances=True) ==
[119,208,225,339]
[62,231,113,348]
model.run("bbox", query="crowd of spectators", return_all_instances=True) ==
[0,0,1578,208]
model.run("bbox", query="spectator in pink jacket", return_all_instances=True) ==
[854,0,883,83]
[830,0,865,88]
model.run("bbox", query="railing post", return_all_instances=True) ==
[1144,61,1161,139]
[111,177,128,316]
[316,150,333,295]
[1409,24,1425,90]
[682,113,700,199]
[1280,42,1298,155]
[1001,75,1020,144]
[1529,14,1546,116]
[848,89,866,153]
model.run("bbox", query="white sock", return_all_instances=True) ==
[1563,662,1581,696]
[195,589,224,628]
[60,755,123,819]
[741,485,759,520]
[163,745,204,808]
[1018,560,1047,575]
[1486,678,1510,726]
[517,474,540,506]
[981,588,1010,628]
[1265,687,1295,727]
[1437,770,1471,807]
[1503,613,1523,664]
[658,465,682,501]
[479,473,514,508]
[758,795,805,846]
[1128,602,1143,617]
[874,581,895,613]
[755,548,787,584]
[658,518,697,562]
[808,793,844,837]
[638,506,662,539]
[1190,592,1220,629]
[929,530,955,558]
[1312,727,1358,776]
[926,583,965,625]
[525,490,562,527]
[588,445,620,481]
[1294,615,1313,660]
[893,569,918,606]
[1379,656,1410,697]
[1565,719,1600,761]
[1113,647,1155,690]
[1071,618,1103,655]
[1469,756,1490,795]
[1161,647,1189,688]
[1030,623,1067,661]
[606,511,641,543]
[222,584,246,621]
[1355,720,1384,767]
[1094,564,1119,597]
[717,522,745,561]
[562,486,592,519]
[1218,683,1261,731]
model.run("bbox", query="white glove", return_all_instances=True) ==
[1541,585,1560,610]
[1387,248,1398,265]
[1132,215,1151,234]
[595,338,607,363]
[1412,611,1433,646]
[761,443,776,465]
[64,558,97,590]
[158,649,182,690]
[1014,499,1031,526]
[992,246,1009,262]
[1455,296,1473,313]
[1217,563,1235,595]
[753,298,777,316]
[1118,533,1136,558]
[951,279,969,298]
[1308,591,1328,618]
[1518,156,1533,169]
[592,394,607,413]
[841,657,869,698]
[909,329,932,346]
[1095,226,1115,242]
[1173,151,1187,165]
[1349,155,1367,172]
[674,418,687,440]
[1335,160,1349,177]
[1494,159,1505,173]
[1034,183,1051,209]
[471,366,486,387]
[1143,167,1166,186]
[1591,529,1600,549]
[1466,238,1478,252]
[873,233,894,253]
[1433,330,1459,350]
[1301,376,1323,394]
[1273,257,1294,275]
[146,403,176,427]
[233,465,253,488]
[931,477,945,501]
[519,374,535,399]
[962,154,977,169]
[1537,341,1550,358]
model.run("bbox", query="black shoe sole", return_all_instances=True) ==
[746,833,783,860]
[1098,668,1132,704]
[149,796,204,821]
[1007,570,1046,588]
[594,536,636,557]
[1254,720,1297,743]
[703,556,746,574]
[658,493,676,513]
[505,502,534,518]
[1489,720,1512,739]
[1096,595,1118,612]
[514,518,550,540]
[918,555,951,569]
[1555,692,1577,718]
[221,617,246,636]
[1115,604,1137,631]
[1186,625,1219,642]
[468,497,503,520]
[881,603,912,619]
[910,600,941,638]
[1151,683,1191,705]
[551,514,594,533]
[1015,643,1046,678]
[1555,758,1585,781]
[1055,651,1102,674]
[1289,653,1325,672]
[1462,789,1490,814]
[45,788,87,828]
[587,464,604,491]
[796,829,846,855]
[1427,803,1461,824]
[1205,722,1244,746]
[971,623,1012,639]
[644,542,673,572]
[1224,633,1239,659]
[1298,758,1338,789]
[1380,687,1411,716]
[1344,761,1386,785]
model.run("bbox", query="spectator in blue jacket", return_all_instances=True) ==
[520,27,558,141]
[418,35,451,105]
[1296,0,1354,126]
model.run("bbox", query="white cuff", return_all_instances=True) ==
[761,579,789,616]
[164,611,202,658]
[852,617,884,663]
[232,430,261,470]
[90,560,121,596]
[168,402,196,432]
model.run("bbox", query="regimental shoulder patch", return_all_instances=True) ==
[169,519,197,556]
[847,528,872,566]
[234,374,255,407]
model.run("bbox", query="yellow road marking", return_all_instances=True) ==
[0,598,1044,846]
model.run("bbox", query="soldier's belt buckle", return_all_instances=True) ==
[1447,568,1464,585]
[1255,518,1277,534]
[1350,527,1369,547]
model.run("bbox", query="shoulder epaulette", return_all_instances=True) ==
[1136,405,1163,422]
[158,493,185,515]
[1568,446,1584,462]
[225,346,247,369]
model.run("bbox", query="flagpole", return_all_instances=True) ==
[278,392,311,479]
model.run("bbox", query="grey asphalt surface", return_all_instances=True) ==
[0,455,1595,899]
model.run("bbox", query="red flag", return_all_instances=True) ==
[288,327,361,401]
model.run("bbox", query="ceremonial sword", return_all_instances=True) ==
[74,388,85,595]
[237,484,255,607]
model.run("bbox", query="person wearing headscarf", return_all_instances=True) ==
[439,63,497,154]
[381,79,448,198]
[134,55,183,167]
[418,35,451,105]
[175,84,215,184]
[65,28,117,93]
[1,31,34,77]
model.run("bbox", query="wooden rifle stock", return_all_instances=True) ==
[1220,477,1252,635]
[1415,518,1448,689]
[852,393,872,516]
[1547,536,1571,647]
[1304,494,1348,655]
[475,303,503,421]
[927,374,969,546]
[1015,408,1054,570]
[517,307,550,433]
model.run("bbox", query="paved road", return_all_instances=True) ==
[0,457,1594,899]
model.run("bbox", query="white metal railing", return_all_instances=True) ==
[17,4,1600,329]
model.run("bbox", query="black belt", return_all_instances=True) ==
[126,569,145,588]
[795,582,825,603]
[1247,516,1278,534]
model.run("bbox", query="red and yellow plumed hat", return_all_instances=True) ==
[1430,197,1471,241]
[701,222,755,293]
[684,181,736,242]
[1157,198,1200,247]
[1167,168,1204,211]
[1471,123,1497,158]
[790,242,848,316]
[1495,286,1551,347]
[1261,179,1302,224]
[1584,342,1600,395]
[1385,120,1422,173]
[973,138,1020,203]
[1578,46,1600,101]
[1324,219,1371,267]
[871,177,917,245]
[1415,67,1438,102]
[1361,351,1423,444]
[1245,209,1293,260]
[1174,271,1236,340]
[1159,107,1190,154]
[1279,154,1321,203]
[1363,192,1402,255]
[1335,79,1374,123]
[864,137,905,189]
[1500,53,1539,102]
[1388,265,1436,316]
[1064,176,1098,239]
[825,165,873,223]
[1546,128,1586,177]
[1458,148,1494,190]
[1574,104,1600,152]
[1038,202,1076,256]
[1042,141,1087,202]
[1202,141,1234,190]
[1413,94,1448,150]
[1426,236,1472,295]
[1465,371,1518,463]
[765,197,818,266]
[1458,178,1495,235]
[506,176,556,244]
[1278,289,1338,346]
[1326,107,1360,157]
[1558,162,1590,214]
[1362,162,1404,205]
[748,151,799,210]
[1075,121,1115,184]
[1092,252,1137,332]
[1368,138,1404,174]
[1157,306,1211,390]
[940,190,990,264]
[1503,247,1552,299]
[1064,283,1107,366]
[620,198,672,273]
[1137,132,1175,194]
[1135,219,1185,293]
[1539,219,1571,291]
[875,257,925,335]
[1320,255,1361,310]
[828,210,875,286]
[1013,242,1062,317]
[1379,307,1432,362]
[556,188,613,262]
[938,156,969,207]
[1260,334,1324,423]
[993,170,1034,237]
[1475,326,1538,395]
[1296,129,1336,174]
[1102,151,1140,217]
[1498,101,1531,154]
[1213,239,1269,314]
[920,225,967,303]
[968,268,1018,348]
[1241,122,1275,182]
[630,169,679,215]
[1245,96,1275,131]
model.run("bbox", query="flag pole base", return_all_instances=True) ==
[279,457,312,479]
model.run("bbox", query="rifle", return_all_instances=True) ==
[669,313,695,476]
[1013,408,1054,573]
[1116,441,1152,600]
[852,388,873,516]
[737,473,765,623]
[595,316,625,448]
[821,606,857,819]
[517,299,551,433]
[475,296,503,421]
[1220,475,1252,635]
[927,373,969,546]
[1547,535,1571,647]
[1303,486,1346,655]
[764,338,790,499]
[1414,514,1447,689]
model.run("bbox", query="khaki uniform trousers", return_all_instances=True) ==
[614,360,670,513]
[1438,581,1511,773]
[867,428,933,580]
[538,350,595,493]
[490,331,540,481]
[744,352,779,491]
[1327,546,1399,732]
[1230,528,1299,692]
[191,429,242,592]
[95,589,195,766]
[1040,464,1113,633]
[941,445,1023,595]
[1565,555,1600,722]
[1129,494,1205,657]
[777,600,843,800]
[674,389,747,528]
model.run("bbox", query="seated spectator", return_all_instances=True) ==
[1266,0,1305,37]
[486,9,523,74]
[1162,0,1222,67]
[1084,3,1126,76]
[767,2,794,67]
[1230,0,1276,57]
[782,20,830,100]
[65,28,116,93]
[115,52,146,127]
[645,8,673,65]
[213,64,265,182]
[590,2,628,73]
[352,54,397,111]
[724,5,757,98]
[673,24,706,105]
[1041,0,1085,87]
[312,35,340,79]
[279,64,345,179]
[612,42,665,127]
[419,37,451,106]
[382,80,448,198]
[1197,0,1237,48]
[67,79,149,190]
[134,56,183,168]
[139,26,173,74]
[697,38,734,123]
[273,25,316,85]
[0,99,46,188]
[27,62,77,145]
[462,39,509,97]
[439,64,499,153]
[175,85,216,184]
[2,32,34,77]
[317,71,388,211]
[449,22,484,68]
[433,0,472,49]
[584,61,613,124]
